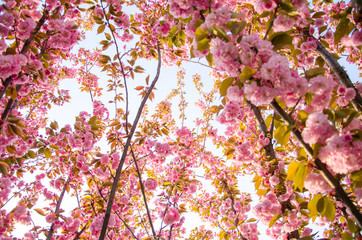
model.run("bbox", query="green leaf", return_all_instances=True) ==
[305,67,326,79]
[219,77,234,97]
[34,208,46,216]
[315,56,325,68]
[287,161,301,181]
[351,169,362,187]
[231,12,244,18]
[347,219,357,233]
[316,197,325,213]
[88,116,97,124]
[297,147,307,160]
[304,92,313,105]
[97,24,105,34]
[342,232,353,240]
[195,27,209,41]
[49,145,59,150]
[227,21,246,36]
[312,12,326,18]
[321,197,335,222]
[274,125,291,146]
[206,52,213,66]
[319,25,328,34]
[44,148,51,159]
[334,109,348,119]
[163,181,171,186]
[343,111,360,128]
[0,161,9,171]
[28,150,36,158]
[313,143,324,159]
[210,27,230,42]
[299,237,314,240]
[225,148,235,159]
[293,163,310,191]
[334,18,351,44]
[279,2,296,13]
[270,32,293,50]
[308,194,323,217]
[269,213,281,227]
[239,66,256,82]
[50,121,58,130]
[196,38,210,52]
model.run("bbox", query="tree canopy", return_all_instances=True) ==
[0,0,361,239]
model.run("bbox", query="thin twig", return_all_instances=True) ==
[130,148,157,238]
[30,215,40,240]
[263,6,279,40]
[46,177,70,240]
[98,45,162,240]
[114,211,139,240]
[73,221,89,240]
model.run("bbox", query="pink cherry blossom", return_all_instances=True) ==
[319,135,362,174]
[164,207,181,225]
[144,178,158,191]
[304,172,332,195]
[301,112,335,145]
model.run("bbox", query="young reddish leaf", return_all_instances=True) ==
[34,209,46,216]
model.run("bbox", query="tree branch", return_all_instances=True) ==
[98,45,162,240]
[271,99,362,228]
[247,101,276,159]
[247,101,299,239]
[315,41,362,111]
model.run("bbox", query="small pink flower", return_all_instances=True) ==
[270,175,280,186]
[337,86,346,95]
[45,213,56,223]
[144,178,158,191]
[345,88,356,101]
[314,18,324,28]
[352,30,362,46]
[189,183,197,193]
[164,207,180,225]
[14,205,27,220]
[100,155,110,165]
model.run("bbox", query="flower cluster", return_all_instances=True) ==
[301,112,335,145]
[163,207,181,225]
[0,54,27,80]
[304,172,332,195]
[253,193,282,224]
[319,135,362,174]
